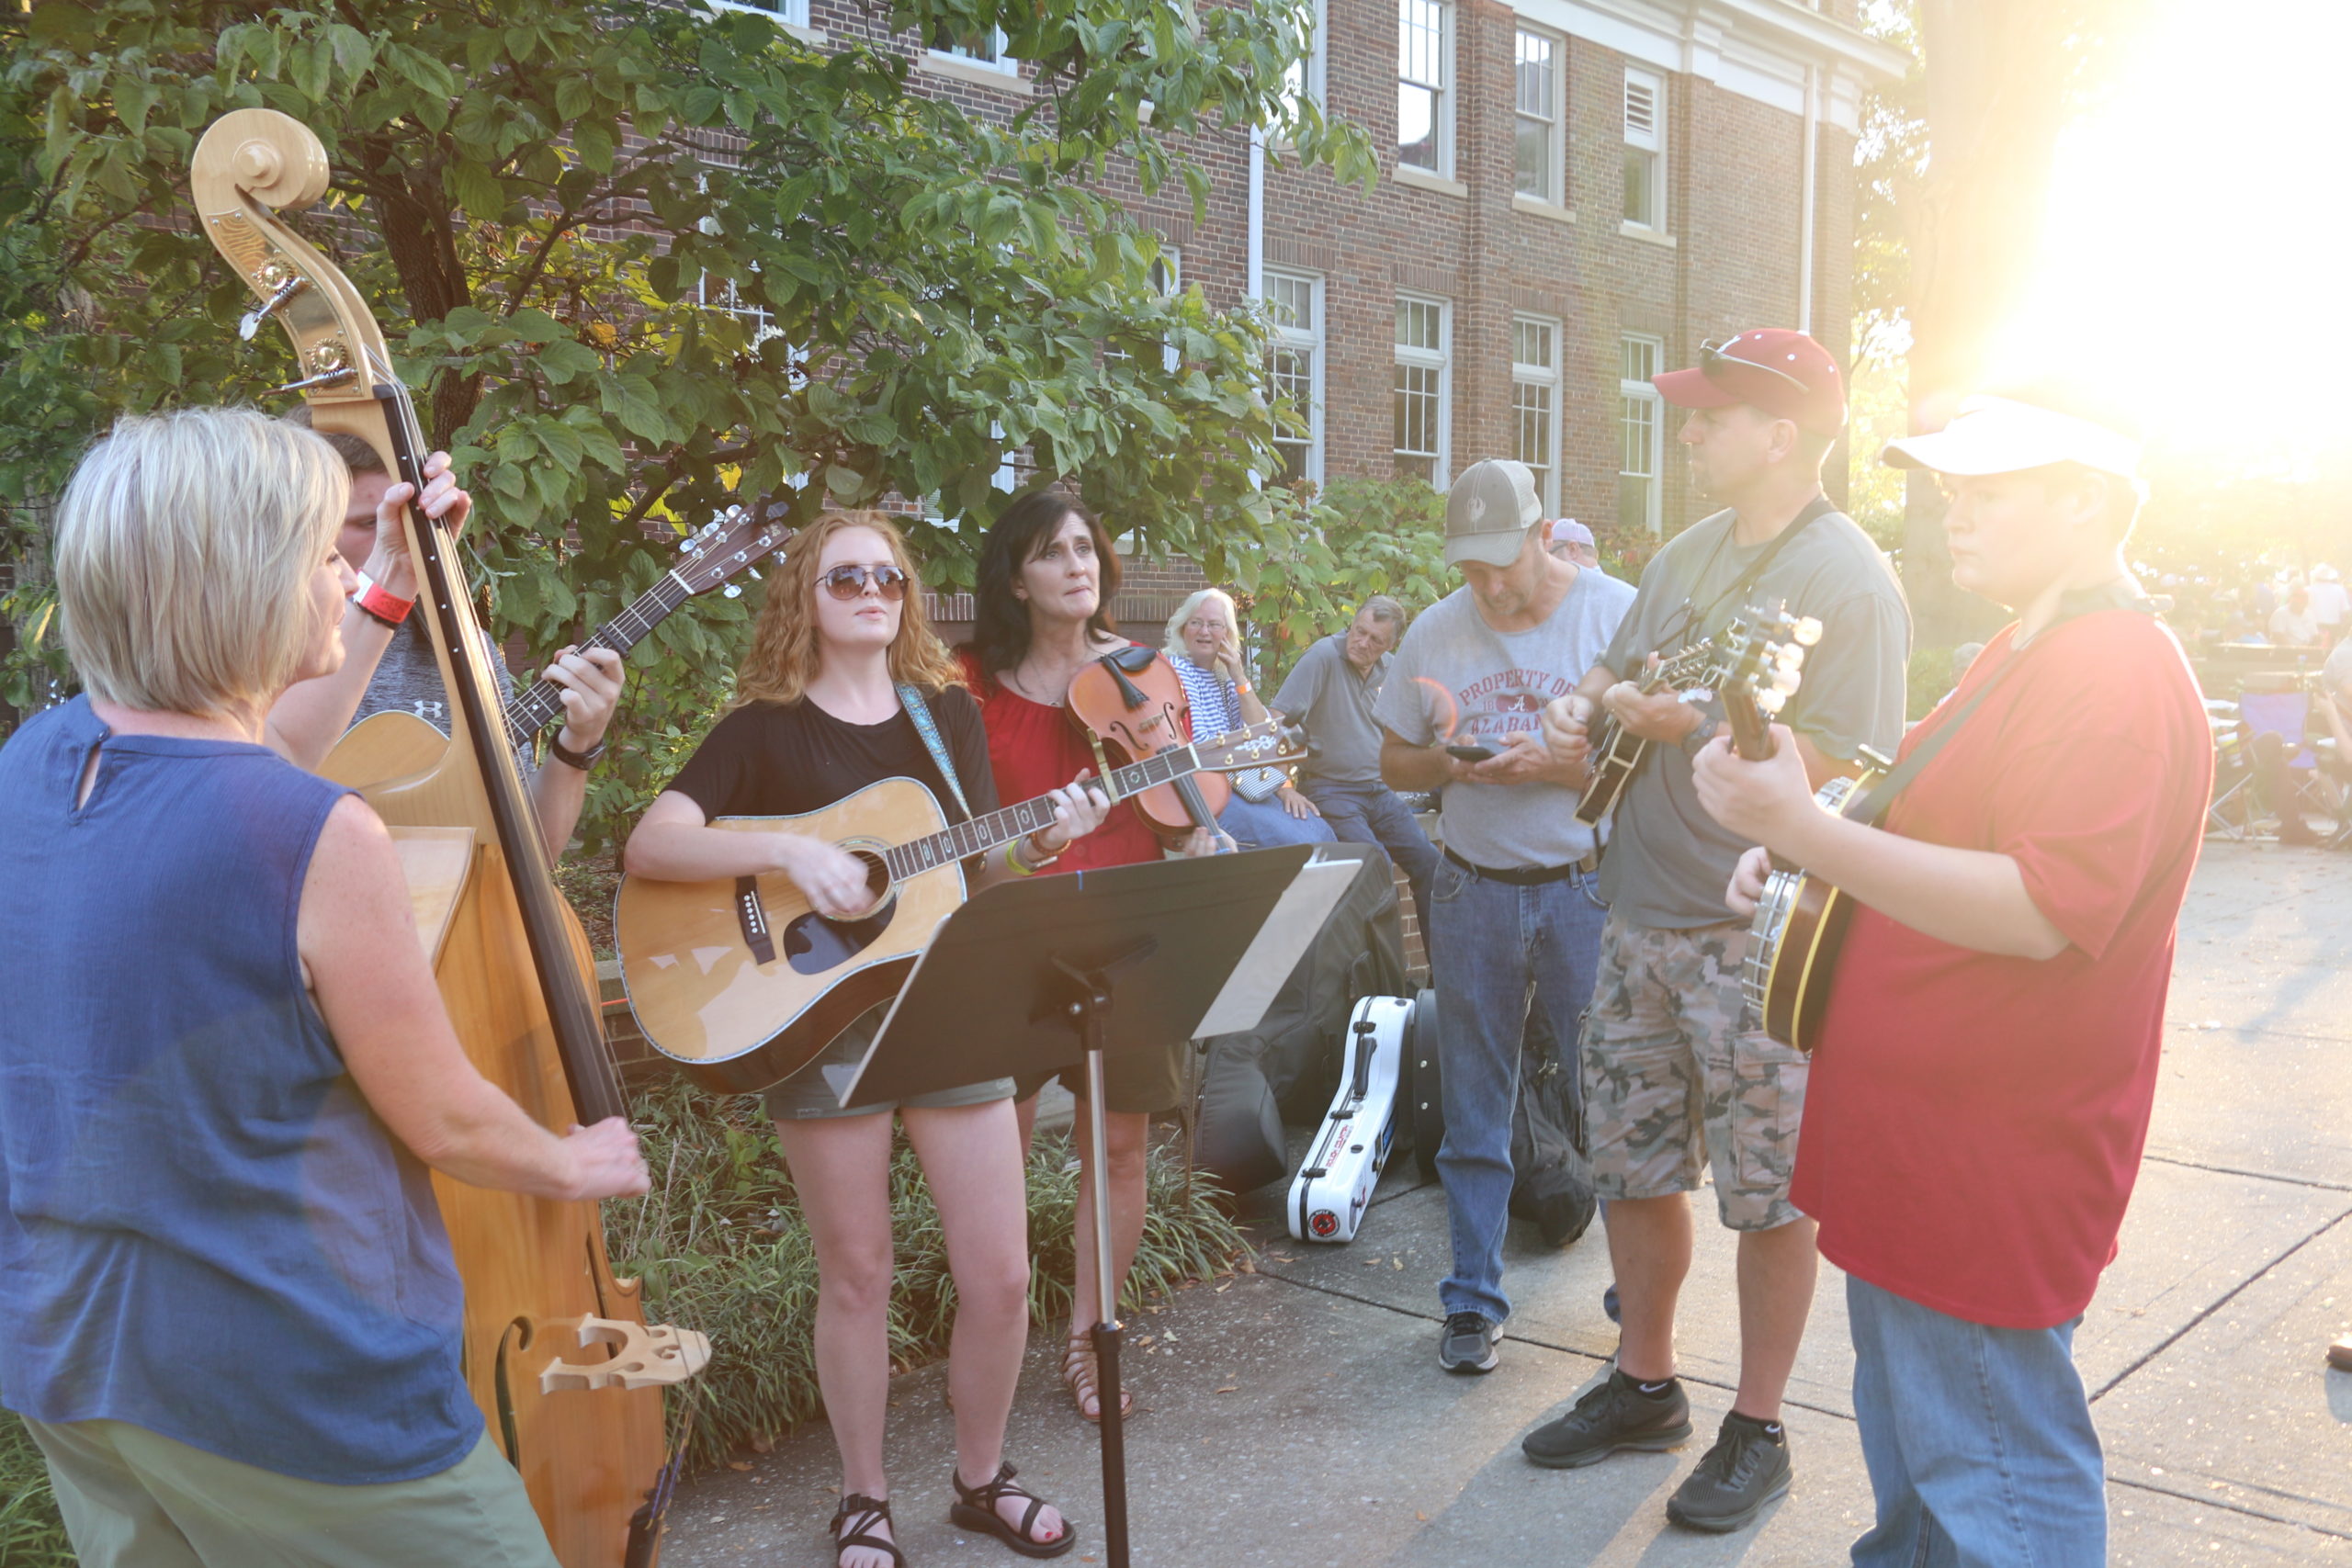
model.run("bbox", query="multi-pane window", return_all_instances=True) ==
[1394,295,1450,488]
[1623,68,1665,229]
[706,0,811,25]
[1281,0,1328,119]
[1511,315,1561,513]
[1397,0,1450,175]
[698,270,779,348]
[1619,335,1664,533]
[1266,270,1322,487]
[1514,29,1562,205]
[931,23,1012,68]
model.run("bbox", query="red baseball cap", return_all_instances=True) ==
[1653,329,1846,437]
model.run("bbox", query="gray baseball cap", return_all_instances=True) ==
[1444,459,1543,568]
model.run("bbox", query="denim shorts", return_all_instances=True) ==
[761,1004,1015,1121]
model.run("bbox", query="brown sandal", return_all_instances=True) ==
[1060,1331,1134,1423]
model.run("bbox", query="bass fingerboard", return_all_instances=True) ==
[503,571,696,746]
[880,744,1210,880]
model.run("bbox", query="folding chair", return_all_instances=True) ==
[2203,703,2257,840]
[2238,692,2340,839]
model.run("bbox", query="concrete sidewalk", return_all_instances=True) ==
[661,840,2352,1565]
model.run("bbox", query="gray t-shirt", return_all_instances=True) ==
[353,619,535,775]
[2324,637,2352,697]
[1271,634,1392,786]
[1376,568,1635,870]
[1599,505,1910,929]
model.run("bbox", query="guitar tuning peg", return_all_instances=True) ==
[1793,617,1824,647]
[746,568,761,581]
[723,583,743,598]
[1758,689,1787,716]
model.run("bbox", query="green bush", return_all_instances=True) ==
[605,1078,1247,1472]
[0,1409,70,1568]
[0,1080,1249,1562]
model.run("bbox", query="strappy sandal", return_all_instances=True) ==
[1060,1330,1133,1423]
[949,1461,1078,1560]
[829,1492,903,1567]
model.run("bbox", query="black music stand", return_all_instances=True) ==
[831,846,1356,1568]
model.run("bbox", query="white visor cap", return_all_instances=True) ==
[1882,396,2143,483]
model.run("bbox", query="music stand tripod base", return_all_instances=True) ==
[833,848,1354,1568]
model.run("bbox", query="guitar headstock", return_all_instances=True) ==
[1193,718,1308,773]
[675,507,792,596]
[1716,604,1821,761]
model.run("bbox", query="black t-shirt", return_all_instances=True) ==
[667,686,1000,827]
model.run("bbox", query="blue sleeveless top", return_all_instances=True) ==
[0,698,481,1483]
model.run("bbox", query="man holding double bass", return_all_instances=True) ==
[1693,395,2210,1563]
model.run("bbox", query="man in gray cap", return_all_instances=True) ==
[1374,457,1634,1375]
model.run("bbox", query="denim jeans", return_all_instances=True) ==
[1298,779,1441,942]
[1847,1275,2107,1568]
[1428,855,1607,1324]
[1216,790,1338,851]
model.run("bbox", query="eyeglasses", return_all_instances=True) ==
[820,563,910,602]
[1701,335,1812,394]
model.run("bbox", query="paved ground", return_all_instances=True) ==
[662,840,2352,1566]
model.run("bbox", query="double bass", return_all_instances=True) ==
[191,110,706,1566]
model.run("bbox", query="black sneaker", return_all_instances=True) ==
[1521,1370,1692,1468]
[1665,1413,1792,1533]
[1437,1311,1500,1373]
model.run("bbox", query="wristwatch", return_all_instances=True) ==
[548,731,607,771]
[1679,717,1720,759]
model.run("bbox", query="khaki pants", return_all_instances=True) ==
[23,1419,558,1568]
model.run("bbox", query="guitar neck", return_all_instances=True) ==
[880,745,1208,880]
[503,570,695,745]
[1721,684,1776,760]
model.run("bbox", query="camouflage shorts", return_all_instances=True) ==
[1580,915,1811,1232]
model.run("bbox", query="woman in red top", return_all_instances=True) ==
[957,491,1214,1421]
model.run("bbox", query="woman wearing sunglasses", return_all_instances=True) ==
[627,511,1106,1568]
[956,491,1217,1424]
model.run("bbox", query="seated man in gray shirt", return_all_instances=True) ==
[1376,458,1635,1379]
[1532,328,1909,1534]
[1270,595,1439,937]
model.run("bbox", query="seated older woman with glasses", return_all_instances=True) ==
[1163,587,1335,853]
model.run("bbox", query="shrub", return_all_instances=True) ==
[0,1410,70,1568]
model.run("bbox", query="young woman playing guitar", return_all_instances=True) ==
[956,491,1219,1424]
[625,511,1106,1567]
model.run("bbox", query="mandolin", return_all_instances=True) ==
[1574,638,1726,826]
[614,718,1299,1091]
[325,508,786,792]
[192,108,705,1567]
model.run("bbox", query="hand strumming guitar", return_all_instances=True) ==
[1540,693,1597,772]
[1603,678,1706,746]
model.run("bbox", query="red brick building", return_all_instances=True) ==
[742,0,1902,547]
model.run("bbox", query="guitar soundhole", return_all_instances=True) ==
[781,851,896,976]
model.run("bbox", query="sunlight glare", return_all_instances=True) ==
[1987,0,2352,470]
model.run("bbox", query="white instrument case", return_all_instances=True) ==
[1287,996,1412,1244]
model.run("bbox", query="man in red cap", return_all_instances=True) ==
[1690,392,2208,1562]
[1532,329,1909,1532]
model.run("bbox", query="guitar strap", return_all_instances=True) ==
[1667,495,1838,659]
[1851,580,2158,829]
[896,683,974,823]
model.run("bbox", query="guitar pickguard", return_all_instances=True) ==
[782,897,900,976]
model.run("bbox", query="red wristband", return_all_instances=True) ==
[351,571,413,628]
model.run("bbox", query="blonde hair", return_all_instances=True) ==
[55,407,346,716]
[1164,586,1241,665]
[730,510,966,710]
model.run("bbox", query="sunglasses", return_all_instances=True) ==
[820,563,910,602]
[1701,335,1812,395]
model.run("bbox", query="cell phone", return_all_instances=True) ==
[1445,744,1497,762]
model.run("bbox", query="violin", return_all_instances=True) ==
[1065,646,1234,843]
[191,109,705,1568]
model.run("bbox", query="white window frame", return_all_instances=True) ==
[1623,67,1667,232]
[928,24,1015,73]
[1511,313,1562,515]
[1265,268,1324,488]
[1281,0,1329,119]
[1513,26,1565,208]
[1396,0,1455,179]
[1106,249,1182,375]
[1393,292,1452,490]
[1619,334,1665,536]
[703,0,810,25]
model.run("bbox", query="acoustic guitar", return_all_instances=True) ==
[323,509,786,791]
[614,718,1300,1092]
[1573,639,1730,826]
